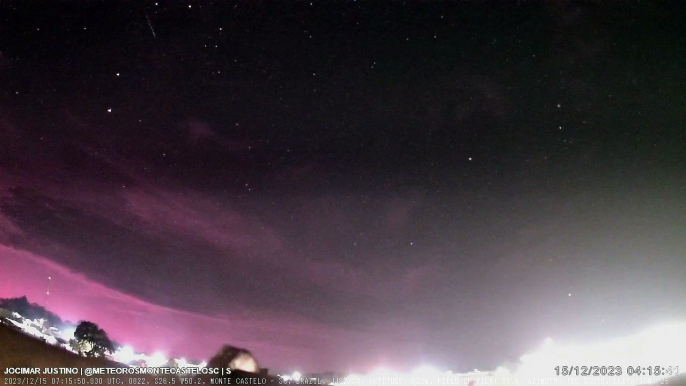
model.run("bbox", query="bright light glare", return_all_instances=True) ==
[334,321,686,385]
[411,365,440,378]
[513,322,686,381]
[61,328,76,341]
[148,352,167,367]
[369,367,396,377]
[114,346,136,364]
[292,371,302,381]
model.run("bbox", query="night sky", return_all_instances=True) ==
[1,0,686,374]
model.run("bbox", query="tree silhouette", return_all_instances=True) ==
[166,358,180,368]
[0,307,14,320]
[207,345,260,373]
[70,338,89,354]
[74,321,114,357]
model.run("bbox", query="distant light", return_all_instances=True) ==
[199,361,207,368]
[568,293,572,297]
[292,371,302,381]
